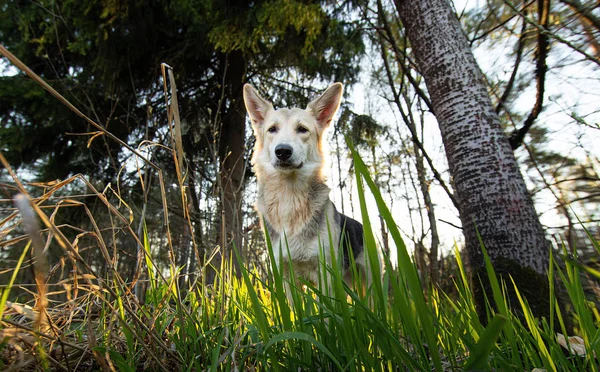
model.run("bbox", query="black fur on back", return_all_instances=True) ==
[333,206,364,269]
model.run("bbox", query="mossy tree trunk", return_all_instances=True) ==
[393,0,551,319]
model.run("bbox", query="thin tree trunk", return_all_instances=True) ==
[413,130,440,285]
[217,50,246,279]
[394,0,551,319]
[377,14,442,283]
[371,146,390,254]
[404,95,441,285]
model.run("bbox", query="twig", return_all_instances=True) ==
[509,0,551,149]
[439,219,463,230]
[495,15,528,114]
[502,0,600,67]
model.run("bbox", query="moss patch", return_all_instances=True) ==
[471,257,552,326]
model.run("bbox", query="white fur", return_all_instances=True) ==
[243,83,369,290]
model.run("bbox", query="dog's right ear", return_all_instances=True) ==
[306,82,344,129]
[243,84,273,127]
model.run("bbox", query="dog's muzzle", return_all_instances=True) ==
[274,144,303,169]
[275,144,293,161]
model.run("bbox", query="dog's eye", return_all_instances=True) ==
[267,126,278,133]
[297,126,309,134]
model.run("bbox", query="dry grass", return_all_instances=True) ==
[0,159,192,370]
[0,44,206,371]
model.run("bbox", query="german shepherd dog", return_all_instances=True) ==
[243,83,374,296]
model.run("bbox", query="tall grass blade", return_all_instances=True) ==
[477,234,509,318]
[264,332,343,370]
[510,277,556,372]
[0,242,31,322]
[142,223,156,292]
[348,137,443,371]
[463,314,507,370]
[232,243,279,371]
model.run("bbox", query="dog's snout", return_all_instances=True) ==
[275,144,293,161]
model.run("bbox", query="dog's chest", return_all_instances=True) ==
[261,200,338,262]
[271,234,322,264]
[259,179,327,229]
[265,205,333,261]
[257,177,339,268]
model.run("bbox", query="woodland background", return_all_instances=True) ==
[0,0,599,307]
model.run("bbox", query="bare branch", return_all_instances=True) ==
[375,1,435,113]
[376,5,459,209]
[509,0,550,149]
[502,0,600,67]
[470,0,536,44]
[560,0,600,31]
[496,15,528,114]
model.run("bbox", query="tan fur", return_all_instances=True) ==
[261,174,316,235]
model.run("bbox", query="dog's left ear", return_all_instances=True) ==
[307,82,344,129]
[243,84,274,128]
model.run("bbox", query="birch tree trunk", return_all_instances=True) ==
[393,0,550,318]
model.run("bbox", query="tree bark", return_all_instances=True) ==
[393,0,551,319]
[216,50,246,279]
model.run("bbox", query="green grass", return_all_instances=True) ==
[1,147,599,371]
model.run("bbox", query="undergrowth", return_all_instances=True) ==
[1,145,599,371]
[0,47,599,371]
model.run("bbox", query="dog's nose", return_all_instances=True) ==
[275,144,293,161]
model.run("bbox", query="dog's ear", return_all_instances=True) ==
[307,82,343,129]
[243,84,273,127]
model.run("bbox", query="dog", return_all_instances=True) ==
[243,82,375,297]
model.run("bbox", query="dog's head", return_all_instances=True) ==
[243,83,343,179]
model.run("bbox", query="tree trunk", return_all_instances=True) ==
[413,133,440,285]
[216,50,246,279]
[394,0,551,319]
[371,146,390,254]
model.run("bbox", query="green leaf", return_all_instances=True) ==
[0,242,30,322]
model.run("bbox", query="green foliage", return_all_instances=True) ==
[0,0,367,281]
[463,314,507,371]
[208,1,325,56]
[339,111,386,149]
